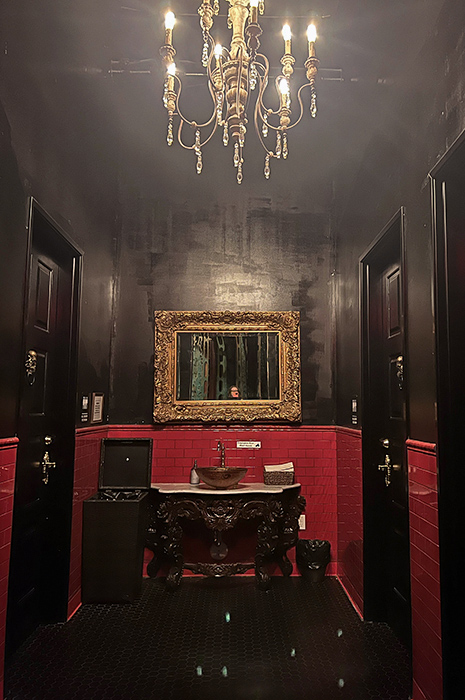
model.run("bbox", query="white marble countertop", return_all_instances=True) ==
[151,482,300,496]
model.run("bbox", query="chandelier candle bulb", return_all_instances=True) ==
[166,62,176,92]
[214,43,223,68]
[279,78,289,95]
[307,23,317,57]
[164,11,175,46]
[250,0,259,24]
[282,24,292,55]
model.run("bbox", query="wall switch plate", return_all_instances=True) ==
[236,441,261,449]
[299,514,306,530]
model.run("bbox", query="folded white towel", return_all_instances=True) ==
[263,461,294,472]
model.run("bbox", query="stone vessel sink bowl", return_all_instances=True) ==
[196,467,248,489]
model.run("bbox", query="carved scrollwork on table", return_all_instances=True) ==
[146,486,306,590]
[184,562,253,577]
[153,310,301,423]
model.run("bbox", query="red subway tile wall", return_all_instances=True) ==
[106,425,339,575]
[412,681,428,700]
[336,428,363,616]
[68,426,108,618]
[407,440,442,700]
[0,437,18,699]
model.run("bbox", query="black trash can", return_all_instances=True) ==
[296,539,331,583]
[82,438,152,603]
[82,490,148,603]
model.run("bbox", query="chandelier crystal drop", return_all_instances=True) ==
[159,1,320,184]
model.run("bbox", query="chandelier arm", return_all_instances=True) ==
[253,76,274,157]
[254,54,269,95]
[257,74,290,130]
[260,102,280,117]
[256,95,270,130]
[175,75,218,131]
[254,53,269,72]
[176,114,219,151]
[254,59,270,122]
[278,82,311,131]
[258,83,310,133]
[254,121,274,157]
[206,35,218,83]
[255,58,281,118]
[208,59,224,90]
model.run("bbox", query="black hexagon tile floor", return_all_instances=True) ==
[5,577,411,700]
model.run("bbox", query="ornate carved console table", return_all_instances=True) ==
[146,483,306,590]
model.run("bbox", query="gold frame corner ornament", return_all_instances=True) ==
[153,310,301,423]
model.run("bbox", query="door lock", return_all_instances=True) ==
[41,436,56,485]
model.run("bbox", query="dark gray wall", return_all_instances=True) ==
[110,177,335,424]
[335,0,464,441]
[0,0,118,437]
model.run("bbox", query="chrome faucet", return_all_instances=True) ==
[217,441,225,468]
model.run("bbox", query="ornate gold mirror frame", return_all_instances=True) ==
[153,310,301,423]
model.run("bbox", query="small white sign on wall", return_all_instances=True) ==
[236,441,261,449]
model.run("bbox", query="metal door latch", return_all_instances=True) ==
[41,436,56,485]
[378,454,392,487]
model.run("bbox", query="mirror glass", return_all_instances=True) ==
[176,332,279,401]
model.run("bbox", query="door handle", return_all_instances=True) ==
[396,355,404,389]
[378,454,392,486]
[377,453,401,486]
[41,436,56,485]
[25,349,37,385]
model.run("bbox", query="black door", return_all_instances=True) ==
[6,202,80,656]
[361,212,411,651]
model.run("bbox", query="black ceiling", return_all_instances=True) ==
[1,0,447,210]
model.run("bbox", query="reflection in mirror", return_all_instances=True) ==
[176,332,279,401]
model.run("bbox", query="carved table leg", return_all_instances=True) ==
[164,520,184,589]
[255,517,277,590]
[275,494,306,576]
[146,552,162,578]
[146,521,164,578]
[255,558,272,590]
[275,551,293,577]
[166,561,184,590]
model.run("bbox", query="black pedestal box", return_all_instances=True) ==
[82,492,148,603]
[81,438,152,603]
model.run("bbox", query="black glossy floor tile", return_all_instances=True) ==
[5,577,411,700]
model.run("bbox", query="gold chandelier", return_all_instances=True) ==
[160,0,320,184]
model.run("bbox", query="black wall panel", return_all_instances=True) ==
[335,0,465,441]
[0,0,119,436]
